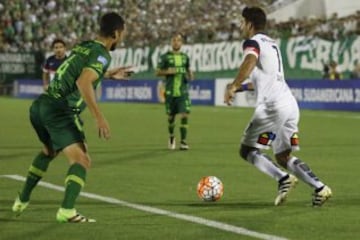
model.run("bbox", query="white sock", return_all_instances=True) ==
[247,151,288,181]
[287,157,324,189]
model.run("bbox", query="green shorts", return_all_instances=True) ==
[165,94,191,115]
[30,94,85,151]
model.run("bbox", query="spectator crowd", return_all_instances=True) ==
[0,0,359,53]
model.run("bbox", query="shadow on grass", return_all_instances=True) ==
[131,198,345,209]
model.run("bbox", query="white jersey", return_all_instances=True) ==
[243,33,294,106]
[241,33,300,153]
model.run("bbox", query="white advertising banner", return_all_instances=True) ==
[215,78,256,107]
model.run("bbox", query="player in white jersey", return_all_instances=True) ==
[224,7,332,207]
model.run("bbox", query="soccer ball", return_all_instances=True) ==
[197,176,224,202]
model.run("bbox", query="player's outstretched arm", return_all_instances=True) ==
[105,66,134,80]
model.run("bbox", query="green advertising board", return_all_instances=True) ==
[109,35,359,80]
[280,35,359,79]
[1,36,358,83]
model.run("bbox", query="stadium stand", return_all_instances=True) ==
[1,0,359,52]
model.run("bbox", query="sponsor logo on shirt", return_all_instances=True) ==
[97,56,108,66]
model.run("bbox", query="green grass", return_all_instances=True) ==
[1,97,360,240]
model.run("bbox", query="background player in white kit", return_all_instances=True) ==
[224,6,332,206]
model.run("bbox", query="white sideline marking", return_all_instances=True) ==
[2,174,288,240]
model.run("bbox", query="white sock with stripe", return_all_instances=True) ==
[247,151,288,181]
[287,156,324,189]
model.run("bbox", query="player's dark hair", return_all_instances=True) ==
[172,32,184,40]
[242,7,266,31]
[51,38,66,48]
[99,12,125,37]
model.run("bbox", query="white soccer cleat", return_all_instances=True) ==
[312,185,332,207]
[179,141,189,150]
[168,136,176,150]
[274,174,298,206]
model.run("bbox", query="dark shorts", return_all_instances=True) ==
[30,94,85,151]
[165,94,191,115]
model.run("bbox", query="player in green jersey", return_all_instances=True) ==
[156,33,194,150]
[12,12,133,223]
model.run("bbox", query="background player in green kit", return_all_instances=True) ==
[12,12,133,223]
[156,33,194,150]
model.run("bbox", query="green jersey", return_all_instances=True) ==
[157,51,190,97]
[47,40,111,112]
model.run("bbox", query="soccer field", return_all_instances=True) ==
[0,97,359,240]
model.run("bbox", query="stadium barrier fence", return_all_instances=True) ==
[13,78,360,111]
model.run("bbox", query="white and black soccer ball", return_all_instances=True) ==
[197,176,224,202]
